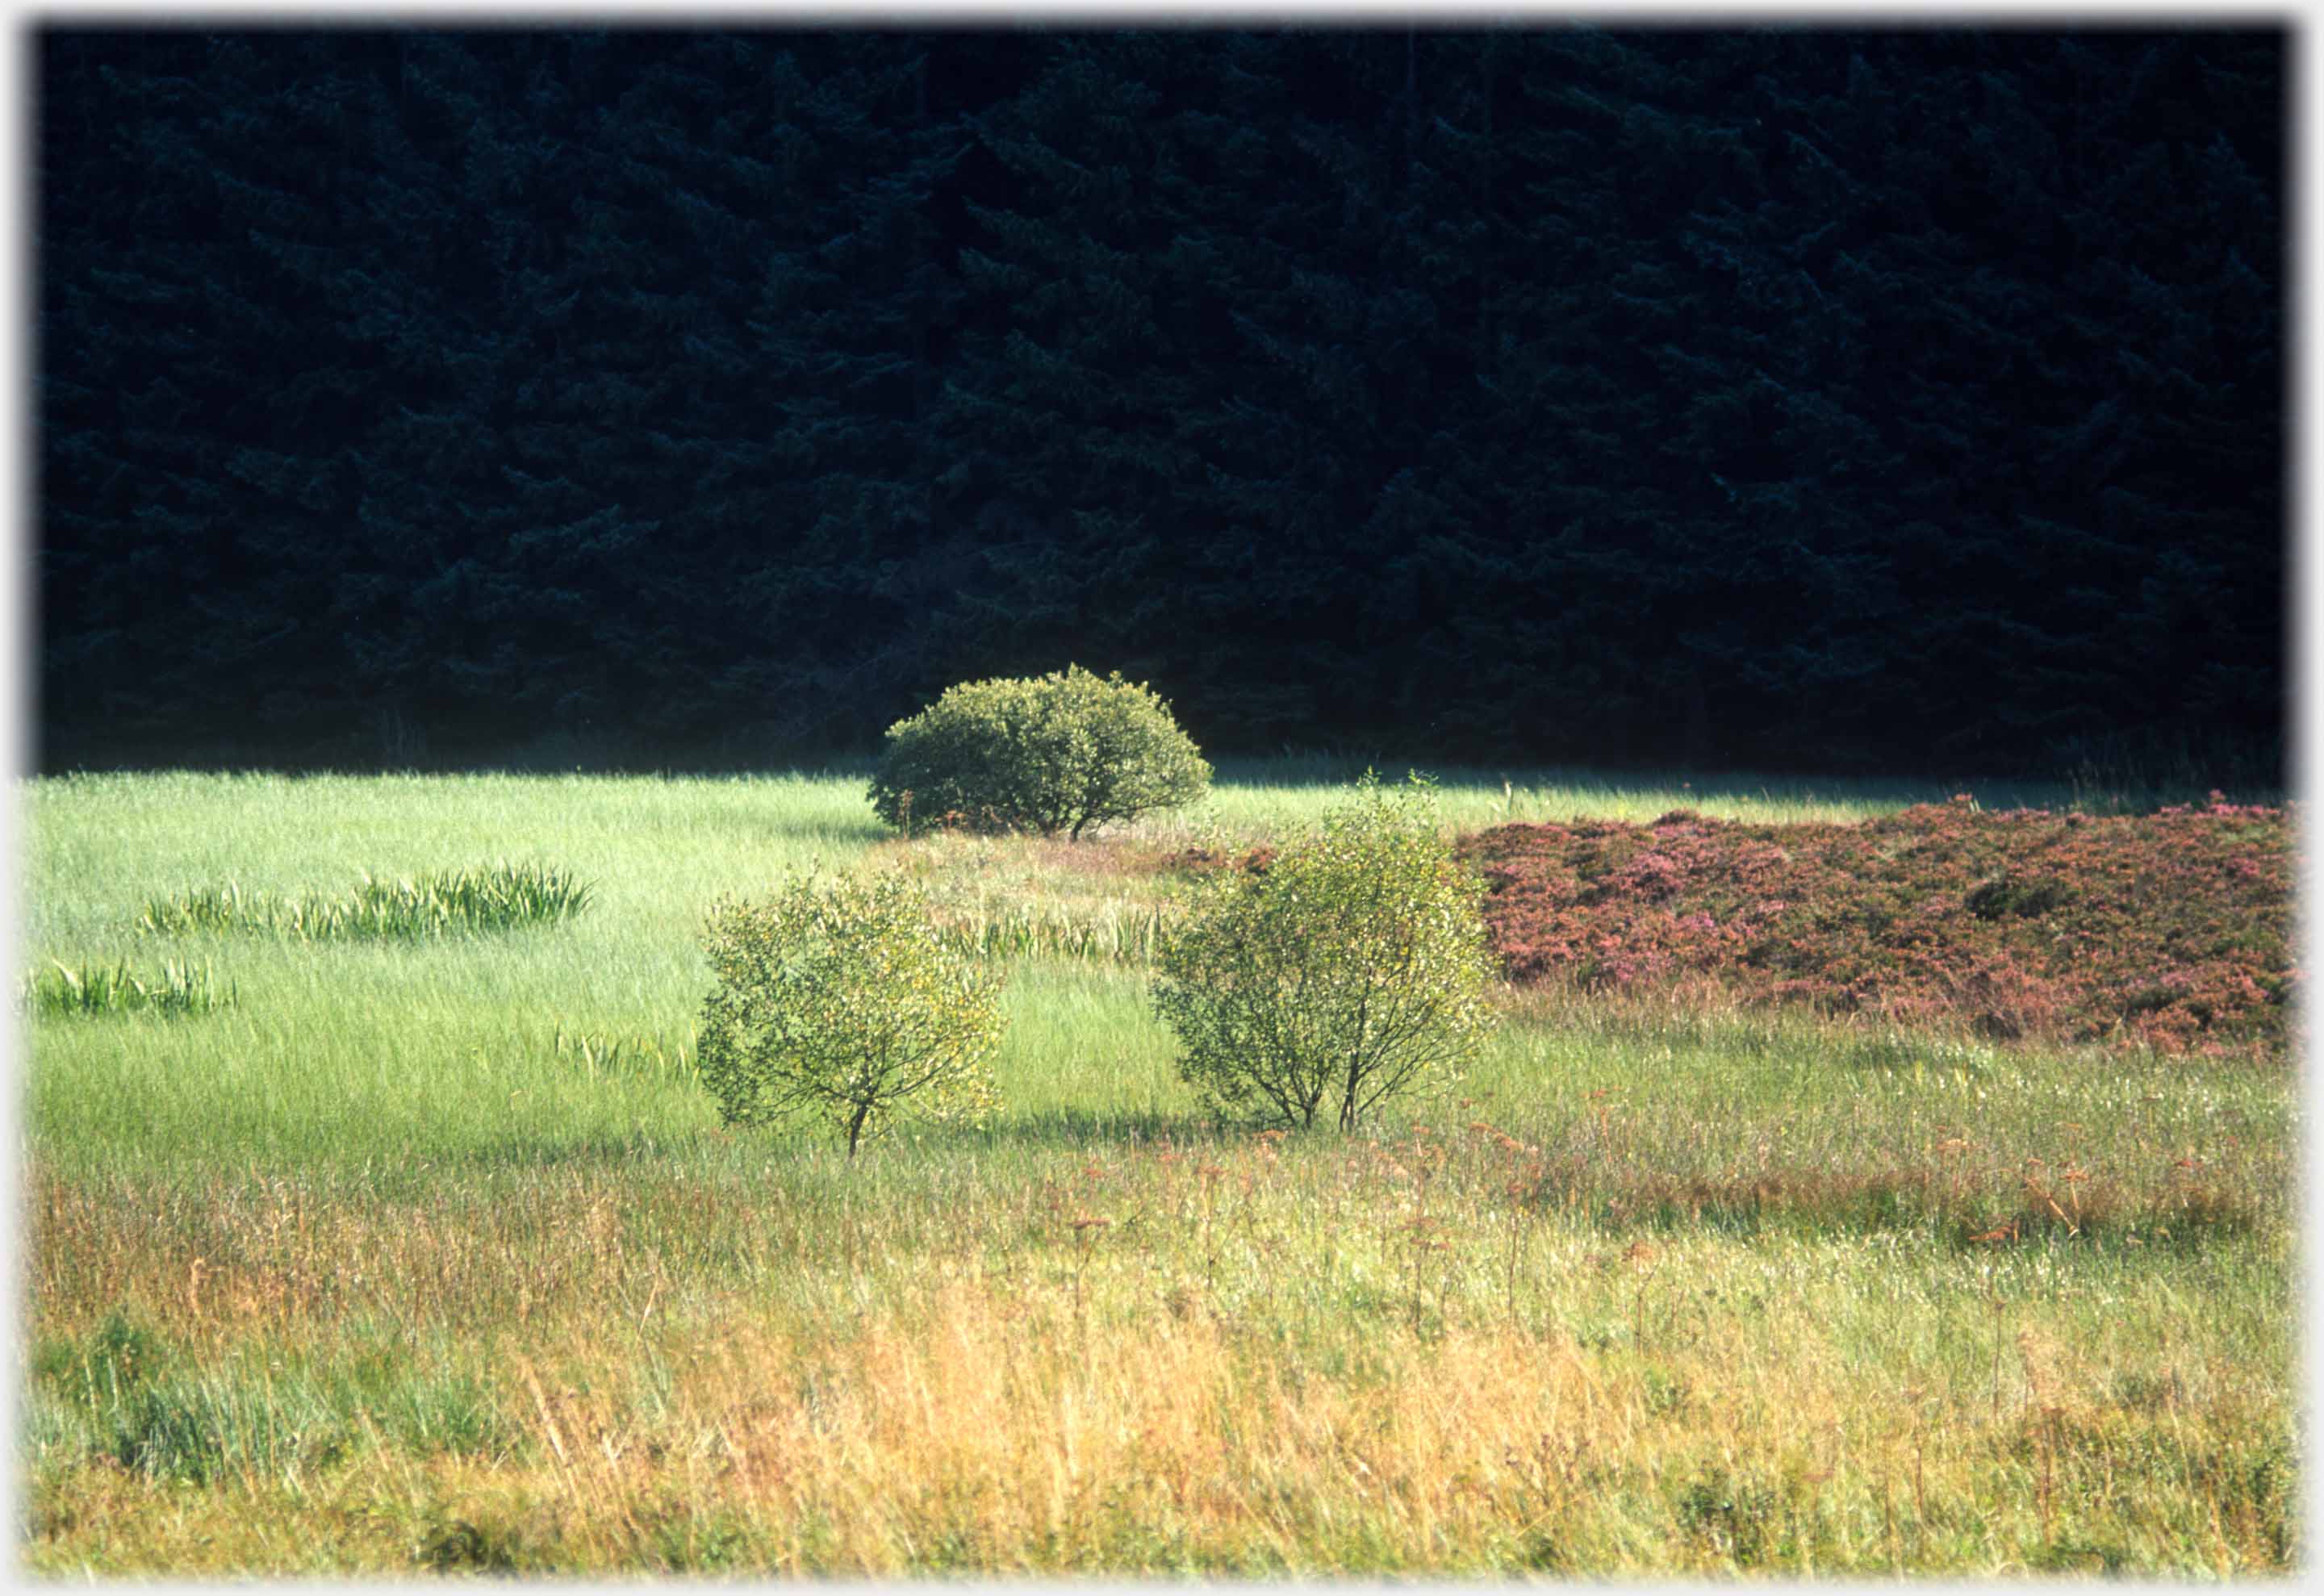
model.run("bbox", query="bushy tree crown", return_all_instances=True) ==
[1152,774,1498,1132]
[868,666,1211,839]
[696,871,1003,1155]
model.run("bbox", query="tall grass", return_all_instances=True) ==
[22,1110,2294,1573]
[930,897,1177,964]
[19,764,2297,1575]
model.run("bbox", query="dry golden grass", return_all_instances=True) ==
[24,1121,2295,1577]
[27,1281,2293,1576]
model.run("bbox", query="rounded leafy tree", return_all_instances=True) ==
[1152,775,1498,1132]
[696,871,1003,1155]
[868,666,1211,840]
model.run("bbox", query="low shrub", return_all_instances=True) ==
[868,666,1211,840]
[1153,775,1498,1131]
[696,871,1004,1155]
[1463,793,2296,1054]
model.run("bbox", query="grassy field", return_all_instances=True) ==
[17,766,2298,1575]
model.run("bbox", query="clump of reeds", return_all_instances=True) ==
[290,864,596,939]
[135,883,256,936]
[928,899,1177,965]
[550,1028,699,1086]
[136,863,593,942]
[24,959,232,1018]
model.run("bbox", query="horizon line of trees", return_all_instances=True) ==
[36,27,2284,782]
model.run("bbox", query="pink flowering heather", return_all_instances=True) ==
[1460,796,2297,1055]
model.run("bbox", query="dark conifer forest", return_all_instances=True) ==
[36,26,2284,778]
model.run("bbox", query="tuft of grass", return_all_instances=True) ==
[930,898,1177,965]
[548,1027,700,1088]
[880,829,1189,966]
[25,958,232,1018]
[306,863,596,939]
[138,862,593,942]
[134,882,258,936]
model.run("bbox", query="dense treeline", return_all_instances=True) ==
[37,27,2283,778]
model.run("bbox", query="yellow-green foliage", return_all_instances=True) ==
[696,871,1004,1155]
[868,666,1211,839]
[1154,775,1498,1130]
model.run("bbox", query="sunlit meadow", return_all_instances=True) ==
[17,766,2296,1575]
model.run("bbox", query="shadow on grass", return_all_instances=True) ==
[1205,754,2059,808]
[958,1107,1224,1153]
[1209,754,2285,813]
[42,752,2270,816]
[434,1113,1229,1176]
[430,1131,706,1177]
[685,802,889,844]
